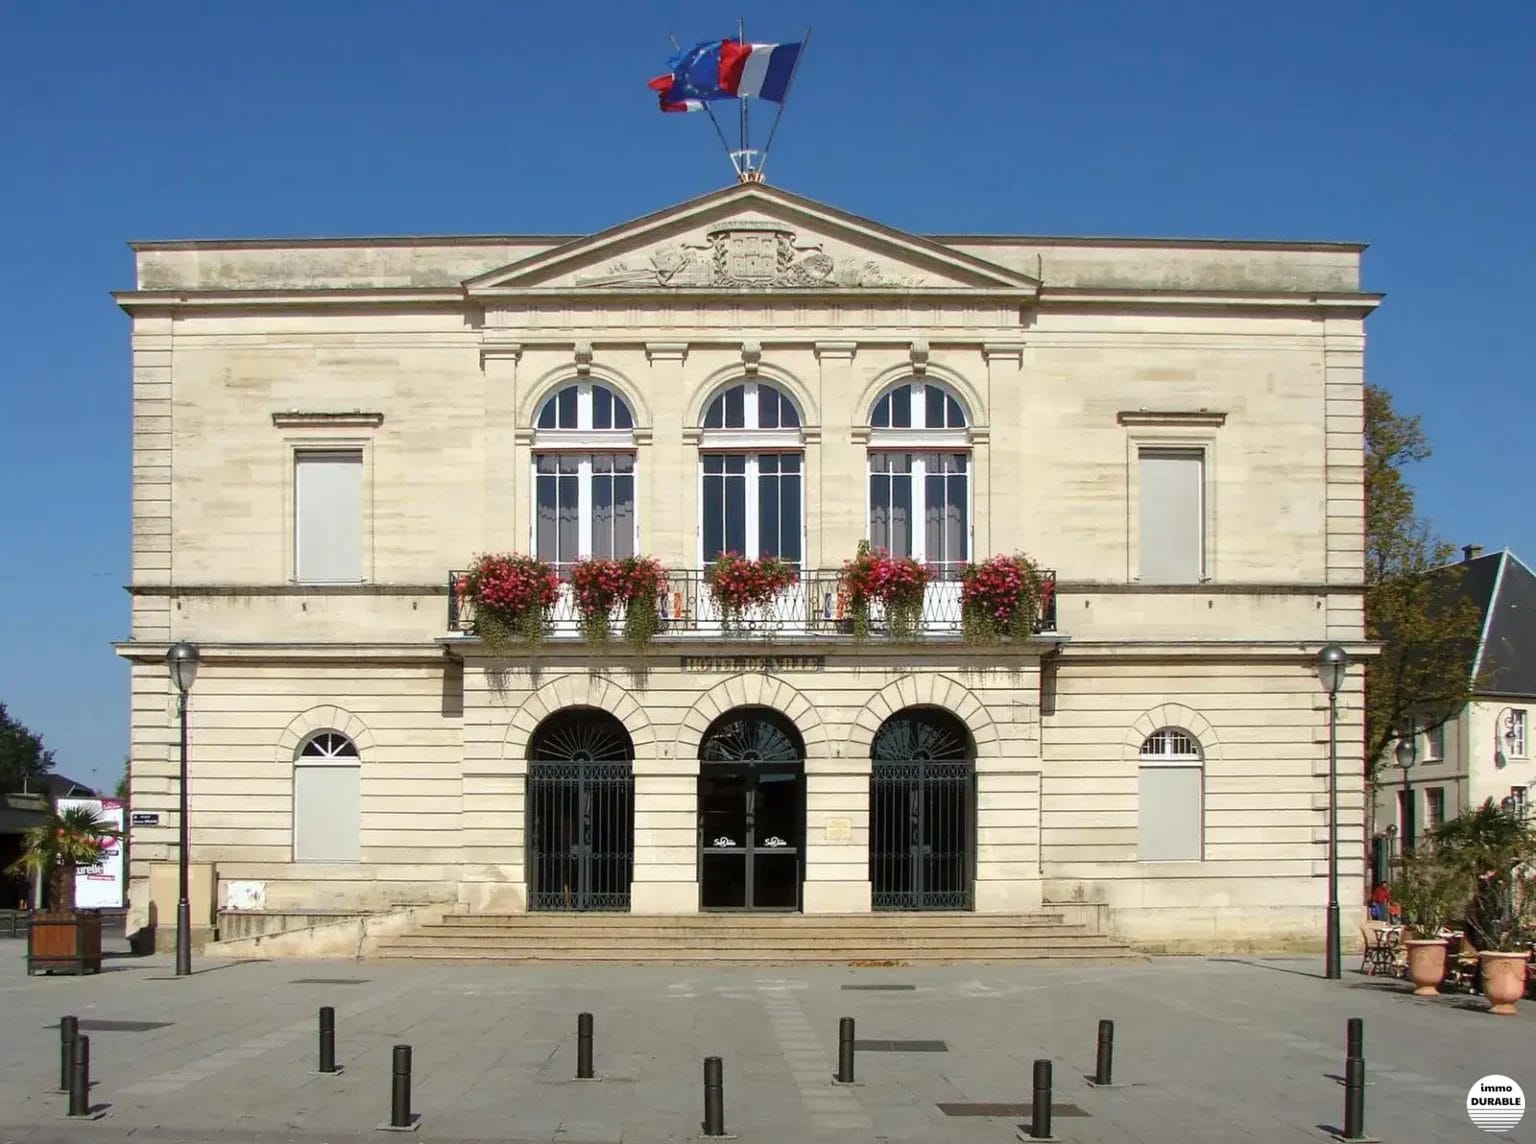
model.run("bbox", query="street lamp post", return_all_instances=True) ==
[1394,724,1417,853]
[1315,642,1349,981]
[165,642,200,977]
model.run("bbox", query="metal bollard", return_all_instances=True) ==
[836,1017,856,1083]
[576,1012,594,1080]
[702,1056,726,1137]
[390,1044,412,1128]
[59,1015,78,1093]
[68,1035,90,1118]
[1028,1058,1053,1139]
[1093,1019,1114,1086]
[1342,1055,1366,1139]
[1346,1017,1362,1061]
[319,1007,337,1073]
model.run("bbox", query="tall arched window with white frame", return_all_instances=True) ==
[866,380,971,575]
[697,380,804,565]
[1137,727,1204,862]
[531,382,637,571]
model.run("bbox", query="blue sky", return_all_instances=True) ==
[1,2,1532,790]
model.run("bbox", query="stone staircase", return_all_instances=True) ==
[370,910,1143,965]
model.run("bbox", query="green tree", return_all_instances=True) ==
[5,804,117,911]
[114,756,130,804]
[0,702,55,793]
[1363,385,1483,778]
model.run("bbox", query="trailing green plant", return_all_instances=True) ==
[1392,846,1474,939]
[705,552,798,633]
[618,556,668,652]
[5,805,118,912]
[569,558,627,646]
[960,554,1049,645]
[1430,799,1536,951]
[459,553,559,652]
[837,541,932,641]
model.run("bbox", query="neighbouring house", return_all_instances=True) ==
[1372,545,1536,877]
[113,180,1377,952]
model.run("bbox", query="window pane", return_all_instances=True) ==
[612,453,634,475]
[872,393,890,428]
[779,469,801,562]
[724,385,745,428]
[558,461,580,564]
[724,454,746,475]
[759,453,779,475]
[759,385,780,429]
[924,384,946,429]
[759,468,780,557]
[557,385,578,429]
[614,395,633,430]
[1138,766,1202,861]
[704,453,724,475]
[537,398,556,429]
[612,474,635,558]
[702,471,724,559]
[704,397,723,429]
[536,471,558,562]
[946,394,965,428]
[593,385,612,430]
[725,468,746,554]
[890,384,912,428]
[593,472,613,558]
[890,462,912,557]
[1138,449,1203,583]
[870,469,891,551]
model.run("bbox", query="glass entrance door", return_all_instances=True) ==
[699,763,804,910]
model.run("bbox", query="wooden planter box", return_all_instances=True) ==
[26,911,102,975]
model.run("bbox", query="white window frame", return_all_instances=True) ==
[1125,430,1217,584]
[530,382,639,567]
[696,381,805,565]
[292,447,367,585]
[1425,786,1446,831]
[864,380,973,571]
[293,731,361,864]
[1423,722,1445,763]
[1508,710,1529,760]
[1136,727,1205,863]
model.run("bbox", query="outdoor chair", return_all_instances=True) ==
[1359,922,1399,976]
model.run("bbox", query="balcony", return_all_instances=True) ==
[446,568,1057,642]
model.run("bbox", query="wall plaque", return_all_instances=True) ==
[681,655,825,674]
[824,817,853,843]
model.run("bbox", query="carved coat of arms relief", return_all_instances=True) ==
[573,219,918,289]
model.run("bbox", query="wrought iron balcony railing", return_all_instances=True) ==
[447,568,1057,642]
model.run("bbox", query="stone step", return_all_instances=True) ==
[378,933,1110,952]
[412,923,1094,940]
[434,912,1067,928]
[375,947,1141,964]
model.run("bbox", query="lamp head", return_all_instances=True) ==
[1394,730,1417,771]
[1315,642,1348,696]
[165,641,201,694]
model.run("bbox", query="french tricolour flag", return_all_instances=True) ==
[649,38,802,112]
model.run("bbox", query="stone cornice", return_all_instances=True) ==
[1116,410,1228,429]
[270,411,385,429]
[1039,287,1383,314]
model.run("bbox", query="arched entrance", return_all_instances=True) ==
[697,707,806,911]
[870,707,976,910]
[527,708,634,911]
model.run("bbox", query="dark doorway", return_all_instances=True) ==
[870,708,976,910]
[527,708,634,911]
[697,708,805,911]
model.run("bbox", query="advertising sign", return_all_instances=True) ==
[57,797,126,909]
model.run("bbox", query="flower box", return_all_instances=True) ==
[26,911,102,976]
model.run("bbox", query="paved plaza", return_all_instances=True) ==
[1,935,1532,1144]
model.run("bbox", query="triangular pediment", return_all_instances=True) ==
[464,183,1039,296]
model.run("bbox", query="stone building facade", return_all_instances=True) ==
[115,182,1376,949]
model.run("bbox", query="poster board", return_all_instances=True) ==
[57,797,126,909]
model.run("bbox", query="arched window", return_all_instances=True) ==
[698,381,803,564]
[1137,727,1203,862]
[866,379,971,573]
[532,382,637,570]
[294,731,361,862]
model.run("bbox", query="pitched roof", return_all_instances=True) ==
[1450,549,1536,699]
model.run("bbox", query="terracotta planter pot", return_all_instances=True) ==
[1478,950,1531,1016]
[1404,938,1449,996]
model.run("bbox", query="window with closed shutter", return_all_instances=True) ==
[294,732,361,862]
[294,451,363,583]
[1137,727,1203,861]
[1138,449,1204,583]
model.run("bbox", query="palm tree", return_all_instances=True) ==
[5,805,117,912]
[1432,799,1536,950]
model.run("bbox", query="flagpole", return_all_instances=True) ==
[670,32,740,181]
[738,17,751,179]
[756,26,811,181]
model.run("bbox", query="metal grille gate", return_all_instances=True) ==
[527,761,634,911]
[870,758,976,910]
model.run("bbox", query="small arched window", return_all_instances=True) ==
[294,731,361,862]
[866,379,971,572]
[697,381,804,564]
[1137,726,1203,862]
[531,382,637,569]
